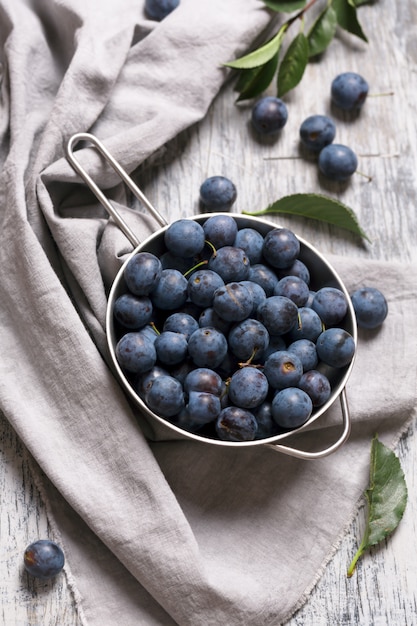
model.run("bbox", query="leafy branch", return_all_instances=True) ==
[225,0,374,101]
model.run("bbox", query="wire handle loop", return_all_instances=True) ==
[65,133,168,248]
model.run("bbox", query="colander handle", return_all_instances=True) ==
[65,133,168,248]
[265,388,351,460]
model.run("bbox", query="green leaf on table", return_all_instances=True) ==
[347,435,408,577]
[235,54,280,101]
[277,32,309,96]
[263,0,307,12]
[333,0,368,42]
[242,192,370,241]
[307,5,338,58]
[224,25,287,70]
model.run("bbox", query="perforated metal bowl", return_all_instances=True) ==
[67,133,357,460]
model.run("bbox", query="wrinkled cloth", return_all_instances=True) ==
[0,1,416,625]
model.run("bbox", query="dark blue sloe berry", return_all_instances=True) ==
[113,293,153,329]
[318,144,358,181]
[24,540,65,579]
[264,350,303,390]
[203,214,238,248]
[228,318,269,361]
[187,269,225,308]
[234,228,264,264]
[145,0,179,21]
[184,367,223,396]
[248,264,279,296]
[208,246,250,283]
[311,287,348,326]
[154,331,188,366]
[262,228,300,269]
[215,406,258,441]
[256,296,298,336]
[350,286,388,329]
[253,402,280,439]
[212,282,253,322]
[124,252,162,296]
[287,306,323,342]
[164,219,205,258]
[199,176,237,212]
[298,369,331,407]
[274,275,310,307]
[188,327,228,369]
[151,269,188,310]
[299,114,336,152]
[272,387,313,429]
[287,339,318,372]
[228,367,269,409]
[331,72,369,111]
[146,375,185,417]
[116,332,156,374]
[163,312,199,340]
[251,96,288,135]
[316,328,355,368]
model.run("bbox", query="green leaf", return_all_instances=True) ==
[333,0,368,42]
[350,0,375,6]
[235,54,280,101]
[242,192,370,241]
[224,25,287,70]
[263,0,307,12]
[277,32,309,97]
[307,5,338,58]
[347,435,408,577]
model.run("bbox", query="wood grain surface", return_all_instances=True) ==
[1,0,416,623]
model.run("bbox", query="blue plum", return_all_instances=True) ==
[113,293,153,329]
[233,228,264,264]
[146,375,185,417]
[264,350,303,389]
[318,144,358,181]
[262,228,300,269]
[151,269,188,310]
[164,219,205,258]
[124,252,162,296]
[188,327,228,368]
[256,295,298,335]
[299,114,336,152]
[24,540,65,579]
[350,286,388,329]
[316,328,355,368]
[199,176,237,212]
[215,406,258,441]
[228,367,269,409]
[154,331,188,365]
[298,369,331,407]
[331,72,369,111]
[115,332,156,374]
[187,269,225,308]
[203,214,238,248]
[272,387,313,429]
[311,287,348,326]
[251,96,288,135]
[212,282,253,322]
[208,246,250,282]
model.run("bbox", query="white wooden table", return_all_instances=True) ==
[1,0,416,623]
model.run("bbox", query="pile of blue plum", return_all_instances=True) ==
[113,215,356,443]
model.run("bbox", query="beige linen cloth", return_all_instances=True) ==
[0,1,416,625]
